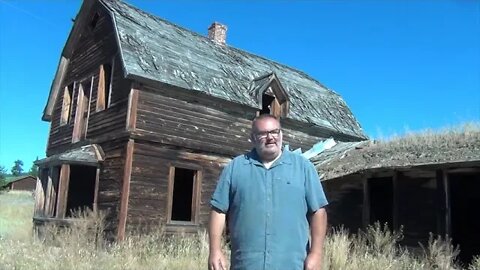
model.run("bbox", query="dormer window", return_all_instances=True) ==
[252,73,289,118]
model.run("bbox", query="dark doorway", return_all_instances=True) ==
[369,177,394,230]
[66,165,96,217]
[450,172,480,264]
[171,168,195,222]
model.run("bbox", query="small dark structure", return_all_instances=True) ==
[313,129,480,263]
[4,175,37,191]
[34,0,366,240]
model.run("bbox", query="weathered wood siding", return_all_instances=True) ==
[323,175,364,232]
[47,3,130,155]
[126,141,230,232]
[134,85,328,157]
[96,139,127,236]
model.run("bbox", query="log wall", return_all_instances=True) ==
[96,139,128,236]
[127,141,230,232]
[134,85,328,157]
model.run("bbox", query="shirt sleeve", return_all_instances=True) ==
[210,161,233,213]
[304,160,328,213]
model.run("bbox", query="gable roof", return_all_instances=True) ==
[44,0,367,140]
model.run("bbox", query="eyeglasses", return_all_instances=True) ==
[254,129,281,140]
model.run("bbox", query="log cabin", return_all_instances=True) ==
[34,0,367,240]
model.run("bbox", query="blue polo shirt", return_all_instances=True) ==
[211,150,328,270]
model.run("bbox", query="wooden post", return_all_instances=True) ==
[44,169,53,217]
[56,164,71,218]
[393,171,400,232]
[166,166,175,223]
[49,167,60,216]
[93,167,101,213]
[192,170,202,224]
[117,139,134,241]
[362,176,370,228]
[34,176,45,217]
[126,88,139,131]
[443,170,451,237]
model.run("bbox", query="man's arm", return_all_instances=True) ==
[208,209,228,270]
[304,208,327,270]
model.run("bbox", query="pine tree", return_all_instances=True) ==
[29,157,39,177]
[11,160,24,176]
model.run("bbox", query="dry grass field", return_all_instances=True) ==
[0,190,34,241]
[1,185,479,269]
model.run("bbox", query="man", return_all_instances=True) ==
[208,114,328,270]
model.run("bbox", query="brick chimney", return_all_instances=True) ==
[208,22,227,45]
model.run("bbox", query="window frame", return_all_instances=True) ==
[166,164,202,225]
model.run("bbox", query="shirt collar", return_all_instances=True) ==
[244,149,293,167]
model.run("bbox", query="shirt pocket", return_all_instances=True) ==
[275,177,305,202]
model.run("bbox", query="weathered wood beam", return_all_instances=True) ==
[362,176,370,228]
[192,170,202,224]
[93,167,101,213]
[56,164,71,218]
[393,171,400,232]
[44,169,53,217]
[166,166,175,223]
[34,176,45,217]
[126,87,139,131]
[443,169,451,237]
[117,139,134,241]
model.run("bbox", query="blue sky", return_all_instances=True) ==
[0,0,479,171]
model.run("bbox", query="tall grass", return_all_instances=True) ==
[1,215,478,270]
[0,190,34,241]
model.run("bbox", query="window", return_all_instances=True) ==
[96,63,112,111]
[72,79,92,143]
[167,166,202,224]
[60,83,74,125]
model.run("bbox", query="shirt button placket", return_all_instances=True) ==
[264,169,273,269]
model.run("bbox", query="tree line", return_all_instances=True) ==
[0,159,38,189]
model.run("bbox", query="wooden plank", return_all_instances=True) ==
[96,65,106,111]
[443,169,451,237]
[49,167,60,217]
[34,177,45,217]
[72,84,86,143]
[44,170,53,217]
[392,171,399,231]
[435,170,445,236]
[117,139,134,241]
[362,176,370,228]
[166,166,175,223]
[126,88,139,131]
[192,170,202,224]
[56,164,71,218]
[93,167,100,213]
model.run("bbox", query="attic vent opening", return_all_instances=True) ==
[89,13,99,30]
